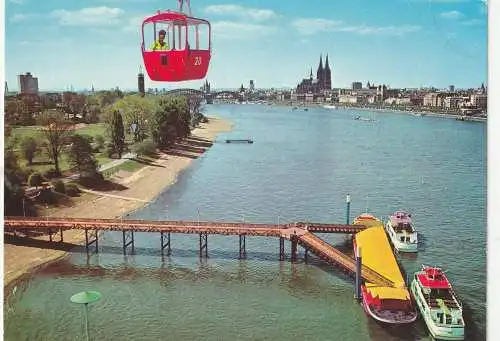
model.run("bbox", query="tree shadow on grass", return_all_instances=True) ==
[77,178,129,192]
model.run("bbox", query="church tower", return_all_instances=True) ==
[316,54,324,89]
[138,65,145,97]
[324,54,332,90]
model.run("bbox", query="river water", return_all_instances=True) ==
[4,104,487,340]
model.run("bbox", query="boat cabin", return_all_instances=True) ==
[390,211,415,234]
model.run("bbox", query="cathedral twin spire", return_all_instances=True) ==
[316,53,331,90]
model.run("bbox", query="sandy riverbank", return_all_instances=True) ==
[3,116,232,292]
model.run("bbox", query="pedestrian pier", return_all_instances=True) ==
[225,139,253,144]
[4,216,392,287]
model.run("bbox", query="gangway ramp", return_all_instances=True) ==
[296,232,395,287]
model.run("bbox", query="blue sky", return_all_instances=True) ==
[4,0,488,91]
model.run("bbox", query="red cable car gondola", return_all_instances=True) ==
[141,0,211,82]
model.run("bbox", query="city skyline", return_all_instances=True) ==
[4,0,488,91]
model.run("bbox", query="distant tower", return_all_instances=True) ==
[481,82,486,94]
[17,72,38,94]
[5,81,8,94]
[366,81,371,89]
[324,54,332,90]
[138,66,145,97]
[309,68,313,80]
[449,85,455,92]
[249,80,255,91]
[316,54,324,89]
[91,84,95,93]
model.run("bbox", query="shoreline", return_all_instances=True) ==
[224,100,487,122]
[3,116,233,294]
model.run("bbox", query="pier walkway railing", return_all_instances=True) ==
[4,217,392,287]
[296,232,395,287]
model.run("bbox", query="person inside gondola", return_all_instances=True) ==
[151,29,169,51]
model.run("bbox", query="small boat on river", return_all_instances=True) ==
[385,211,418,252]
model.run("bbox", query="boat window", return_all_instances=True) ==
[400,236,405,242]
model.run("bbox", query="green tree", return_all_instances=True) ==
[38,110,74,176]
[85,95,102,123]
[174,96,191,138]
[106,110,125,158]
[4,136,29,216]
[132,139,156,157]
[67,134,100,178]
[107,94,155,143]
[150,95,192,146]
[52,180,66,194]
[20,136,38,166]
[28,172,44,188]
[94,135,105,151]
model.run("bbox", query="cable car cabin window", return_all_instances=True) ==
[143,20,187,51]
[143,22,173,51]
[187,22,210,50]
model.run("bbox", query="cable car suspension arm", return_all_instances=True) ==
[178,0,192,16]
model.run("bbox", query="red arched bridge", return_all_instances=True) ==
[4,216,394,287]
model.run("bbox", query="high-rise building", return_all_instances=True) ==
[138,66,145,97]
[449,85,455,92]
[5,81,8,94]
[17,72,39,94]
[352,82,362,90]
[249,80,255,91]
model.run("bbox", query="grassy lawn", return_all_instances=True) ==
[11,123,107,140]
[101,155,159,178]
[77,123,107,138]
[9,123,144,177]
[10,126,44,140]
[10,123,114,174]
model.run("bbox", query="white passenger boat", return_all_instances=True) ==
[410,265,465,340]
[385,211,418,252]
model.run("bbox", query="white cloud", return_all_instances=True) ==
[427,0,469,2]
[212,21,278,39]
[292,18,421,36]
[205,4,278,21]
[50,7,125,26]
[291,18,343,35]
[461,18,484,25]
[407,0,470,3]
[122,14,148,32]
[9,13,38,23]
[340,25,421,35]
[440,10,464,19]
[9,0,24,4]
[15,38,73,47]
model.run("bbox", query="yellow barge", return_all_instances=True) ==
[353,213,418,324]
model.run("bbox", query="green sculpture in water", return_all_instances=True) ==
[70,291,102,341]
